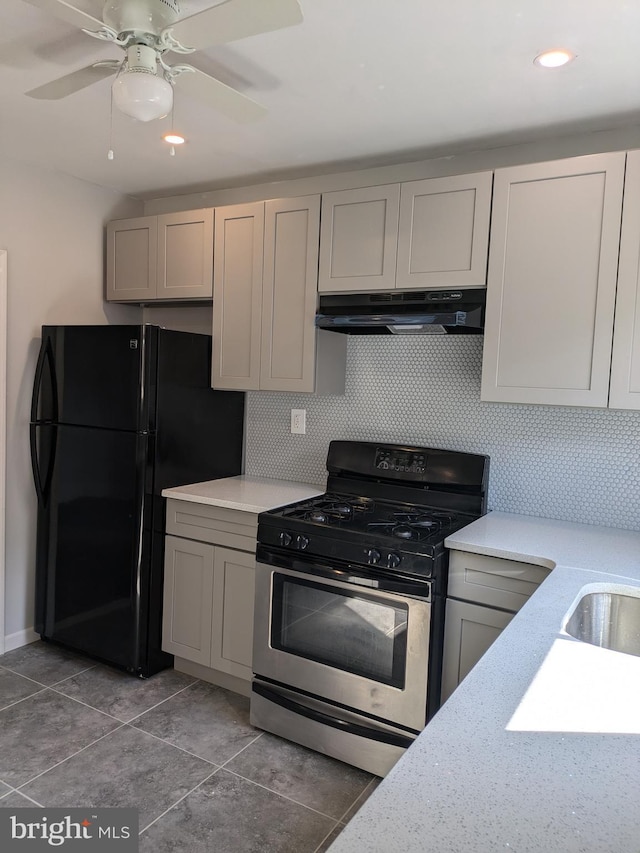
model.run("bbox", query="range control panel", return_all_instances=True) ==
[375,448,427,475]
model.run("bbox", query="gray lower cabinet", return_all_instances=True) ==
[441,599,514,704]
[162,500,257,684]
[441,550,550,702]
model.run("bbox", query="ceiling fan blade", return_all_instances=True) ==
[176,67,267,123]
[168,0,302,52]
[26,61,120,100]
[22,0,105,31]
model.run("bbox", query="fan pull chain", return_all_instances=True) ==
[170,103,176,156]
[107,86,115,160]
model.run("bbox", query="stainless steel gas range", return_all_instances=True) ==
[251,440,489,776]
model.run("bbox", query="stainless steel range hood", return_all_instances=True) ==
[315,289,485,335]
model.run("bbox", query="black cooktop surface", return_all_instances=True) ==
[275,493,463,542]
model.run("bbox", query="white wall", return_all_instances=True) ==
[0,157,142,648]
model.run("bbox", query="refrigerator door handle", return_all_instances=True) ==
[30,424,46,506]
[31,336,58,423]
[30,423,56,509]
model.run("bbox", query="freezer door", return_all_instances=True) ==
[33,423,153,672]
[32,325,152,431]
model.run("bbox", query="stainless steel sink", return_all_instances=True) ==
[565,591,640,657]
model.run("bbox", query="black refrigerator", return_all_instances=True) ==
[30,324,245,677]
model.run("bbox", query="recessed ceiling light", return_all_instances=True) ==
[534,49,576,68]
[163,133,186,144]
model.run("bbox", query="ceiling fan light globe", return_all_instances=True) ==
[112,70,173,122]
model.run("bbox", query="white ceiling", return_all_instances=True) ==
[4,0,640,200]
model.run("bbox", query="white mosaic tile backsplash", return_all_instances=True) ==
[245,336,640,531]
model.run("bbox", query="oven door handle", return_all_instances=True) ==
[256,545,431,599]
[252,681,415,749]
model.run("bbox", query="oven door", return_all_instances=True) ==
[253,553,432,733]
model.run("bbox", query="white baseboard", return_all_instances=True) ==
[4,628,39,653]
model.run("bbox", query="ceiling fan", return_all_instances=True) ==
[22,0,303,123]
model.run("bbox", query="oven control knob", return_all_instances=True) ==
[296,534,309,550]
[386,552,401,568]
[279,531,292,547]
[365,548,381,565]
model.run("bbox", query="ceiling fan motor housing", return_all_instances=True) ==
[102,0,181,36]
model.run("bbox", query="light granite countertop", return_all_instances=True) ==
[329,511,640,853]
[162,474,322,514]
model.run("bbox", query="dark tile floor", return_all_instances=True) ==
[0,642,379,852]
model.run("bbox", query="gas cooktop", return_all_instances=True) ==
[274,493,464,542]
[257,440,490,582]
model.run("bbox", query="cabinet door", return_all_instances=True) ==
[212,203,264,390]
[157,208,213,300]
[441,599,514,703]
[610,149,640,410]
[105,216,157,302]
[162,535,214,666]
[447,551,549,613]
[481,152,625,406]
[396,172,492,289]
[318,185,400,292]
[210,546,256,681]
[260,196,320,392]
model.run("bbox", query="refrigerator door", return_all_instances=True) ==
[33,422,154,672]
[32,325,152,432]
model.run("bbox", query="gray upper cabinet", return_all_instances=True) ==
[609,149,640,411]
[481,152,626,407]
[212,202,265,391]
[106,216,157,302]
[318,185,400,292]
[318,172,492,294]
[212,195,346,394]
[106,208,214,302]
[396,172,492,289]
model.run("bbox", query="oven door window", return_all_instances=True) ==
[271,574,408,688]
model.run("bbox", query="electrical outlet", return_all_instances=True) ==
[291,409,306,434]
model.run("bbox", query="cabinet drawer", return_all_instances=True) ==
[166,499,257,552]
[447,550,550,612]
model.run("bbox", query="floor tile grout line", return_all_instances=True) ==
[0,660,97,689]
[120,722,220,767]
[0,687,48,714]
[0,667,58,690]
[47,664,98,687]
[123,677,202,725]
[221,766,347,823]
[127,721,264,784]
[139,735,341,838]
[312,819,342,853]
[48,675,200,725]
[138,766,222,835]
[14,723,128,791]
[215,730,264,770]
[334,776,379,824]
[46,686,131,722]
[10,790,44,808]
